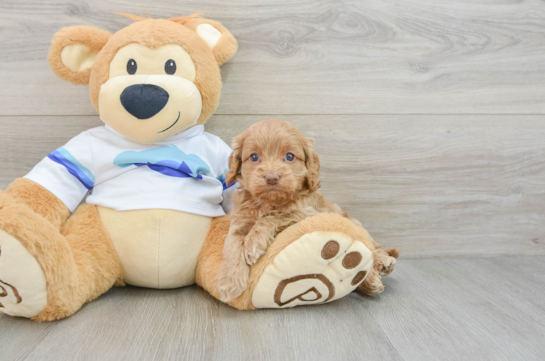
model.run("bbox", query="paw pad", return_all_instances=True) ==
[351,271,367,286]
[274,274,335,306]
[0,246,23,311]
[342,252,363,269]
[252,231,373,308]
[0,278,23,309]
[321,240,340,259]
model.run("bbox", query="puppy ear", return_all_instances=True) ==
[184,18,238,65]
[225,133,245,186]
[304,138,321,192]
[48,26,111,85]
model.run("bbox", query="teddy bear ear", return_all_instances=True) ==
[184,18,238,65]
[48,26,111,85]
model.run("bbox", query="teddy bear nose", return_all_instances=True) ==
[120,84,169,119]
[265,174,279,185]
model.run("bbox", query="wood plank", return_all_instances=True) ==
[1,0,545,115]
[1,114,544,258]
[369,256,545,361]
[0,256,544,360]
[210,115,545,258]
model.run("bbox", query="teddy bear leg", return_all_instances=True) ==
[0,191,123,321]
[52,204,125,315]
[196,213,380,310]
[195,216,232,304]
[5,178,71,230]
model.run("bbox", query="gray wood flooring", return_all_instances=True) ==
[1,256,544,361]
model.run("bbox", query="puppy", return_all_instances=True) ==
[217,119,398,302]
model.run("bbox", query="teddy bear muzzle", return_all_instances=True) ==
[120,83,170,120]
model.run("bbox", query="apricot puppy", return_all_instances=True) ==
[216,119,397,302]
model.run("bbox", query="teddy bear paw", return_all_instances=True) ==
[0,230,47,318]
[251,231,374,308]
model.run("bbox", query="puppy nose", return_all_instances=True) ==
[120,84,169,119]
[265,174,279,185]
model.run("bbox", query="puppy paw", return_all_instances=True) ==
[217,262,250,302]
[243,248,263,266]
[376,255,397,277]
[358,268,385,296]
[243,234,269,265]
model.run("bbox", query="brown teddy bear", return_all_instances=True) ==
[0,14,397,321]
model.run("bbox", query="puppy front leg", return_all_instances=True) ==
[217,230,251,302]
[244,211,308,265]
[243,217,277,265]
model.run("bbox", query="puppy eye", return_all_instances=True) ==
[127,59,137,75]
[250,153,259,162]
[165,59,176,75]
[285,153,295,162]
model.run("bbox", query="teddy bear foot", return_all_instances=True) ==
[251,231,374,308]
[0,230,48,318]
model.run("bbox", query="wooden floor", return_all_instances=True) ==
[1,256,544,361]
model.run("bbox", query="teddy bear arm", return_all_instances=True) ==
[5,178,70,229]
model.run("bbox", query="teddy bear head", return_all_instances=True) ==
[48,14,237,144]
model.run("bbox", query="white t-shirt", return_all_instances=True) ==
[25,124,236,216]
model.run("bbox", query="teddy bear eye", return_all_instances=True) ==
[165,59,177,75]
[250,153,259,162]
[285,153,295,162]
[126,59,137,75]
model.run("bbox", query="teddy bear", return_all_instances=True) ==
[0,13,398,321]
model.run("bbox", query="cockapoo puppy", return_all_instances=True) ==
[217,119,398,302]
